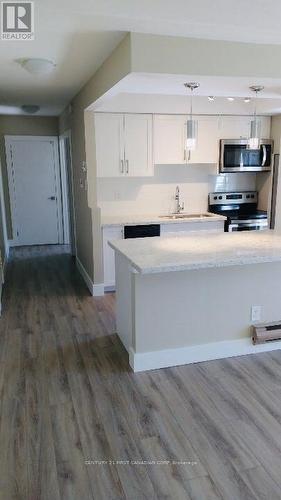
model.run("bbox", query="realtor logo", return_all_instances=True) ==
[1,1,34,40]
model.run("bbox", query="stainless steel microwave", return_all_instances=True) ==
[219,139,273,173]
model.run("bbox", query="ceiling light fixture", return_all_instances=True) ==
[184,82,200,151]
[17,58,56,75]
[227,97,235,101]
[248,85,264,150]
[244,97,251,103]
[208,96,215,101]
[21,104,40,114]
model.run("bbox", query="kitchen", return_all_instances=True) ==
[87,78,281,372]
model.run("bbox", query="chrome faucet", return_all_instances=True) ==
[174,186,185,214]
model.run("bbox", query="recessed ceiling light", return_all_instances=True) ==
[16,58,56,75]
[21,104,40,114]
[208,96,215,101]
[244,97,251,103]
[227,97,235,101]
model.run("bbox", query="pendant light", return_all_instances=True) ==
[184,82,200,151]
[248,85,264,150]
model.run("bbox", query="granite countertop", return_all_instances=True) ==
[109,230,281,274]
[101,213,226,227]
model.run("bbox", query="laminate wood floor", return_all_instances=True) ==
[1,246,281,499]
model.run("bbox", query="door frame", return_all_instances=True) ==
[5,135,63,246]
[0,158,9,270]
[59,130,77,256]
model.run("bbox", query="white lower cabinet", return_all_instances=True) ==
[160,220,224,236]
[102,226,124,289]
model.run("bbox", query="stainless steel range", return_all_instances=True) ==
[208,191,268,232]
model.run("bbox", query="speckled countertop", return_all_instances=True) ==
[109,231,281,274]
[101,213,226,227]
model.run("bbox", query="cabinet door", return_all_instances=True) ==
[103,226,124,288]
[219,116,251,139]
[188,116,219,164]
[161,221,224,236]
[260,117,271,138]
[95,114,124,177]
[153,115,186,164]
[124,114,153,177]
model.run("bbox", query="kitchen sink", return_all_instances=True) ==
[159,213,215,220]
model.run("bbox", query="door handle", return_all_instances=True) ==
[125,159,129,174]
[262,145,267,167]
[120,159,124,174]
[48,196,56,200]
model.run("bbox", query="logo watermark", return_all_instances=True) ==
[1,1,34,40]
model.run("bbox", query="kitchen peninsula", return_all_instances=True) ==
[110,231,281,372]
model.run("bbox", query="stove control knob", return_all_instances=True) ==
[251,194,255,199]
[214,196,217,200]
[219,196,222,200]
[246,194,250,198]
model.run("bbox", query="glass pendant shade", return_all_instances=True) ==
[247,86,264,150]
[186,119,198,151]
[248,118,261,150]
[184,82,200,152]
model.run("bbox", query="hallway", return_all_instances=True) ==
[2,247,281,499]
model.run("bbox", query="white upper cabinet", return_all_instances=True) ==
[154,115,219,165]
[124,114,153,177]
[95,113,124,177]
[153,115,186,164]
[260,116,271,138]
[218,116,271,140]
[218,116,251,139]
[188,116,219,164]
[95,113,153,177]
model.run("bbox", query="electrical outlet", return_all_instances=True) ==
[251,305,261,323]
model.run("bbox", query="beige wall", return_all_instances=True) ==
[131,33,281,77]
[59,34,131,281]
[0,115,58,238]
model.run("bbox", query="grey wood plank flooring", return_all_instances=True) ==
[1,245,281,499]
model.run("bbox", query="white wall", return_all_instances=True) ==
[97,165,256,215]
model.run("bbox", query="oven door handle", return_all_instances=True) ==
[228,221,268,232]
[262,144,267,167]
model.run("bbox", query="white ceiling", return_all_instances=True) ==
[92,74,281,115]
[118,74,281,99]
[2,0,281,116]
[95,93,281,116]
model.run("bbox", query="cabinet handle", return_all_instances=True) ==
[120,159,124,174]
[125,159,129,174]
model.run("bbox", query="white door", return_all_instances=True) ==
[6,137,62,246]
[95,113,124,177]
[124,114,153,176]
[153,115,186,164]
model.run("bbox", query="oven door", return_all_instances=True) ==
[220,139,273,173]
[228,220,268,232]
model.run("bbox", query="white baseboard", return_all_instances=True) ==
[129,337,281,372]
[75,257,104,296]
